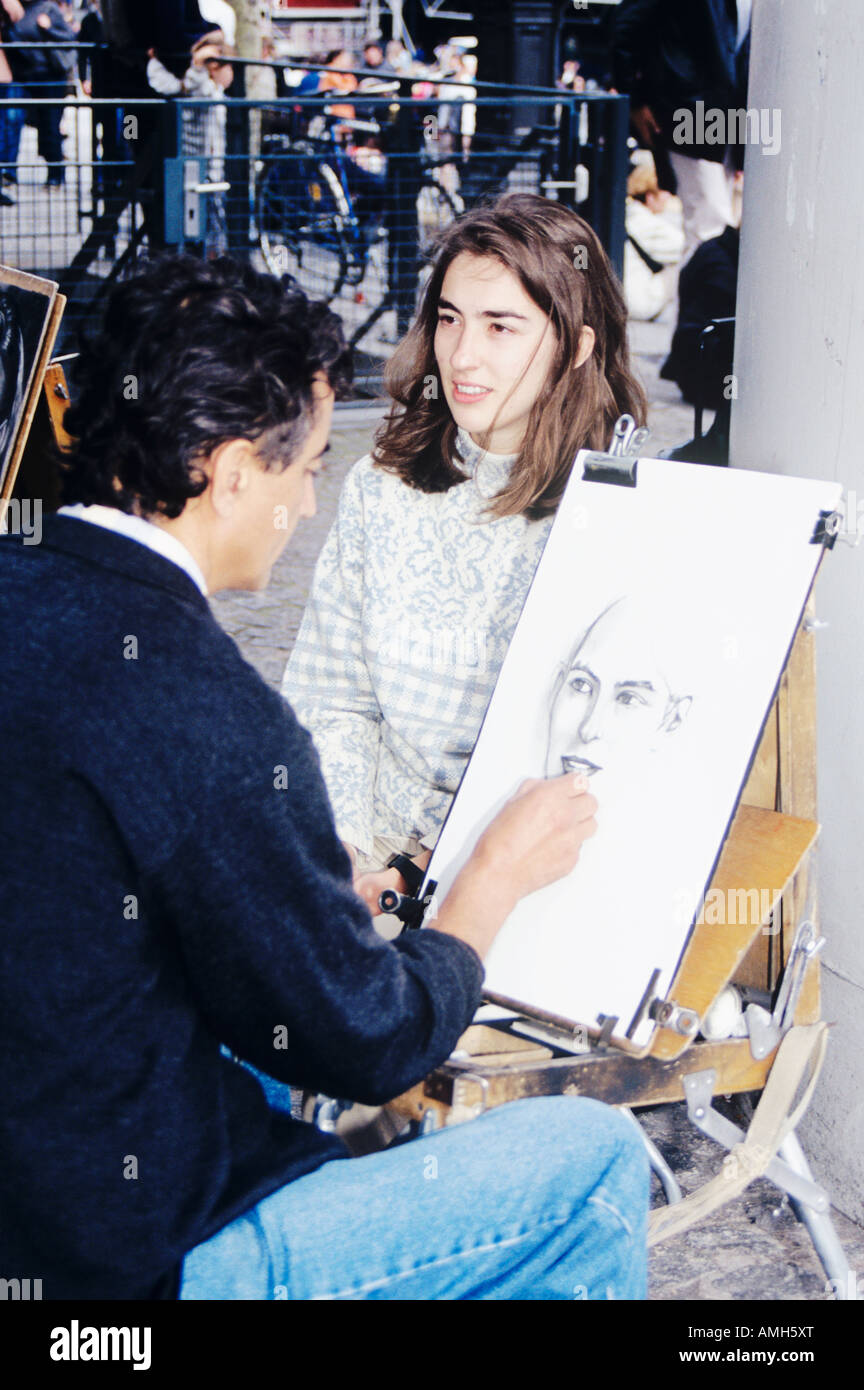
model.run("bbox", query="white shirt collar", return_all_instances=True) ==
[57,504,209,596]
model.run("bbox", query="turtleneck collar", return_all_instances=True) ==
[456,426,519,499]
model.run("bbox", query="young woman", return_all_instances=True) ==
[283,192,647,919]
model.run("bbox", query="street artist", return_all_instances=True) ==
[0,256,648,1300]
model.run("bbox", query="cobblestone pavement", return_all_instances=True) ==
[211,323,864,1302]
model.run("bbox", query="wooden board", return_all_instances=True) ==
[8,361,71,514]
[735,604,820,1011]
[1,292,65,503]
[649,805,818,1060]
[388,1036,776,1126]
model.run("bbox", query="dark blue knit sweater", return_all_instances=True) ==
[0,517,483,1300]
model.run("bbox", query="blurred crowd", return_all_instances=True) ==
[0,0,750,421]
[281,36,479,162]
[0,4,483,202]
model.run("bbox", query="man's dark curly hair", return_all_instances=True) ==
[60,255,352,518]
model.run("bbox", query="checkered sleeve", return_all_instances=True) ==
[282,460,382,858]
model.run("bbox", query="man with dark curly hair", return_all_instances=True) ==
[0,255,646,1302]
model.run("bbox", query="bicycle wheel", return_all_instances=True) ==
[416,174,464,256]
[255,149,351,302]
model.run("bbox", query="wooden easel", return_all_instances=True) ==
[0,290,66,508]
[387,609,854,1294]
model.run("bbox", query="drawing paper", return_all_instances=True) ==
[423,454,841,1046]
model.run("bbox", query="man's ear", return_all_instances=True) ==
[574,325,595,369]
[660,695,692,736]
[208,439,258,519]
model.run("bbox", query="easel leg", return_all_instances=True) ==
[623,1108,682,1206]
[777,1131,858,1300]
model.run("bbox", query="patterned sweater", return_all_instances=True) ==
[283,430,553,856]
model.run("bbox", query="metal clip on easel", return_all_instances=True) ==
[608,413,650,458]
[746,917,826,1061]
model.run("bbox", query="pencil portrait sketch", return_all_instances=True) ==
[422,454,842,1046]
[544,596,693,802]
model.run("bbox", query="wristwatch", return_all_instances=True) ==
[386,853,426,897]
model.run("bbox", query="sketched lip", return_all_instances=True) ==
[561,755,601,777]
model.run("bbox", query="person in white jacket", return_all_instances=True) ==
[623,161,685,321]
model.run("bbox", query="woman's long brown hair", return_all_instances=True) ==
[373,193,647,519]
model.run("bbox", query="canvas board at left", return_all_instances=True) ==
[422,454,842,1049]
[0,265,59,496]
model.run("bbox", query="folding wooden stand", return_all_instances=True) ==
[0,293,66,508]
[387,613,855,1296]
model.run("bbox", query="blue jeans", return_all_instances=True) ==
[0,84,25,172]
[179,1096,649,1300]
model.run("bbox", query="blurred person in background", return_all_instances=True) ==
[613,0,751,264]
[362,38,392,75]
[623,158,684,321]
[6,0,78,187]
[660,221,739,407]
[146,27,233,255]
[557,57,585,94]
[385,37,412,76]
[450,50,477,163]
[0,0,25,200]
[319,47,357,122]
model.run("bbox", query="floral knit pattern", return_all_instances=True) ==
[282,429,552,856]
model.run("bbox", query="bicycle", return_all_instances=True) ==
[254,113,463,302]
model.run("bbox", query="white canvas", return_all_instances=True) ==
[423,454,842,1047]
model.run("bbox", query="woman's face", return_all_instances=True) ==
[433,253,558,455]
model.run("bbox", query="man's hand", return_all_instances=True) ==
[631,103,661,147]
[433,774,597,959]
[473,775,597,906]
[354,864,403,914]
[2,0,24,23]
[354,848,433,916]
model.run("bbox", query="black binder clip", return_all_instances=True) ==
[581,414,649,488]
[810,509,843,549]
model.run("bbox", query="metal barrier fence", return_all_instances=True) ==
[0,55,628,396]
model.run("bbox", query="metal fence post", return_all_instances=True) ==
[385,101,422,338]
[556,96,577,211]
[604,95,630,282]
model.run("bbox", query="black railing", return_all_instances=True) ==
[0,48,629,396]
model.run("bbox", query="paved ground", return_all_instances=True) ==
[210,313,864,1303]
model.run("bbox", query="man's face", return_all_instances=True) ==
[545,601,691,799]
[364,44,383,67]
[234,379,334,591]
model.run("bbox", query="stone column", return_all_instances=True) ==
[731,0,864,1223]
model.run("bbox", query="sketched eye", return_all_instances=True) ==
[568,675,592,695]
[616,689,647,708]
